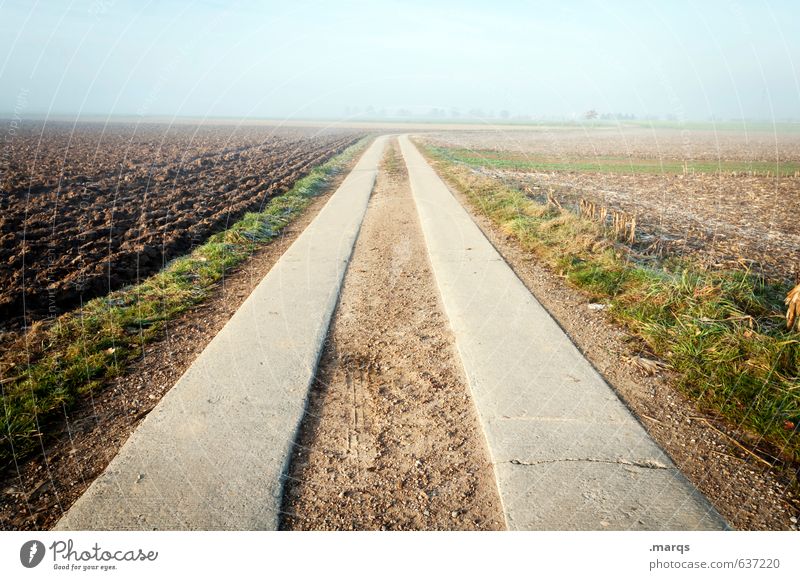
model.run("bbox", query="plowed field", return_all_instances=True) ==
[0,123,362,327]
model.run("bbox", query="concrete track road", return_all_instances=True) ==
[57,134,728,531]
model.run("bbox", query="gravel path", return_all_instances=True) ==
[281,140,505,530]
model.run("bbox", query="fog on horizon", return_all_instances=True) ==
[1,0,798,123]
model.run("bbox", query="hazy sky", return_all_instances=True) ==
[1,0,798,121]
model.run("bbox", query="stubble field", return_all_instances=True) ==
[422,125,800,283]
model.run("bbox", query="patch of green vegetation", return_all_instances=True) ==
[381,142,402,175]
[0,137,371,467]
[427,145,800,176]
[420,141,800,463]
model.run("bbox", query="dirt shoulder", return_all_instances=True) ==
[0,156,359,531]
[433,161,799,531]
[281,139,505,531]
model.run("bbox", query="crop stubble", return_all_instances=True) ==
[426,128,800,283]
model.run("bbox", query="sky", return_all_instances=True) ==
[0,0,798,121]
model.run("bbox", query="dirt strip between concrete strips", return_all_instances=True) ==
[281,139,505,530]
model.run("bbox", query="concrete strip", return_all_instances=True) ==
[56,136,388,530]
[398,135,728,530]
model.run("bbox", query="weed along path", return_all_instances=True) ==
[56,133,728,531]
[56,136,388,530]
[398,135,728,530]
[281,140,505,530]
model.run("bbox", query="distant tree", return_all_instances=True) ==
[584,109,599,120]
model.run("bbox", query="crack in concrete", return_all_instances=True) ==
[507,458,671,470]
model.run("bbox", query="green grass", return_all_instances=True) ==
[0,137,370,467]
[420,141,800,464]
[427,145,800,176]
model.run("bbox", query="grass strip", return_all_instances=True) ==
[419,141,800,463]
[427,145,800,176]
[0,137,371,466]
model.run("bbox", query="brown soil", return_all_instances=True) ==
[280,140,505,531]
[439,172,800,531]
[0,160,356,531]
[0,122,361,328]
